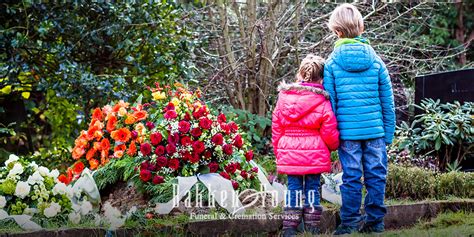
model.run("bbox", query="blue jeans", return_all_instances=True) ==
[338,138,388,227]
[286,175,321,208]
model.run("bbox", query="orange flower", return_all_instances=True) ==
[125,114,137,125]
[127,142,137,156]
[106,115,118,132]
[86,148,96,161]
[73,161,85,175]
[114,144,126,152]
[75,136,88,148]
[89,159,99,170]
[112,100,129,112]
[111,128,131,143]
[92,108,103,121]
[114,150,124,158]
[134,123,146,136]
[72,147,85,160]
[101,156,109,165]
[100,138,111,151]
[101,150,109,160]
[58,174,71,185]
[133,110,147,121]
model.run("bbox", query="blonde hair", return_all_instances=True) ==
[328,3,364,38]
[296,54,325,83]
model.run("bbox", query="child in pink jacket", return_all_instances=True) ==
[272,54,339,236]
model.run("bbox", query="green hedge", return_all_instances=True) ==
[386,165,474,200]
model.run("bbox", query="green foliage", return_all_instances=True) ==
[223,106,272,154]
[386,165,474,200]
[394,99,474,171]
[0,1,195,162]
[93,156,136,190]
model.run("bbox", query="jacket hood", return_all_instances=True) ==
[332,43,376,72]
[277,82,329,122]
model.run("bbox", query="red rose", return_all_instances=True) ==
[184,112,191,121]
[181,136,192,146]
[211,133,224,146]
[220,123,231,135]
[199,117,212,130]
[178,121,191,133]
[152,175,165,185]
[225,163,237,174]
[164,110,178,120]
[192,109,203,119]
[209,162,219,173]
[182,152,192,161]
[165,102,175,111]
[203,150,212,159]
[189,153,200,164]
[245,150,254,161]
[155,145,165,156]
[220,171,230,180]
[229,122,238,133]
[141,161,150,170]
[131,130,138,139]
[190,127,202,137]
[251,166,259,173]
[233,134,243,148]
[217,113,226,123]
[223,144,233,155]
[156,156,167,167]
[150,132,163,146]
[168,133,180,145]
[241,170,248,179]
[140,169,152,182]
[166,143,177,154]
[140,143,152,156]
[192,141,205,154]
[231,180,239,190]
[234,163,241,170]
[168,159,179,170]
[146,121,155,130]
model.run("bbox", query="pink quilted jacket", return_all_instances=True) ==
[272,82,340,175]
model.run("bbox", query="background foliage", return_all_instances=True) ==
[1,1,195,166]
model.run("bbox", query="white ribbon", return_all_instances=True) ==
[154,176,198,214]
[0,210,42,231]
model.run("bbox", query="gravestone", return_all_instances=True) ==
[415,68,474,105]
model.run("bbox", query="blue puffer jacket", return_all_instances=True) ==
[323,43,396,144]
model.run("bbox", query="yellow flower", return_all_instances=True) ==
[134,123,146,136]
[181,93,192,101]
[152,91,166,100]
[171,97,181,106]
[118,107,127,117]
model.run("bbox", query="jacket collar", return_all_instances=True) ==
[277,82,330,100]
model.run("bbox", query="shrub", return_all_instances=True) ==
[386,165,474,200]
[393,99,474,171]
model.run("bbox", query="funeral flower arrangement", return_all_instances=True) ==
[66,83,259,192]
[0,154,93,220]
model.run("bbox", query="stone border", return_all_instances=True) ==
[1,200,472,236]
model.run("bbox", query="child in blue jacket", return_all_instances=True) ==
[323,3,396,235]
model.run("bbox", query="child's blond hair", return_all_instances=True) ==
[328,3,364,38]
[296,54,325,83]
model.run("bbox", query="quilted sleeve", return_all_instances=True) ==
[323,62,337,113]
[271,97,283,157]
[378,60,396,144]
[320,101,340,151]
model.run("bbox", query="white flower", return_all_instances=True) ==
[0,196,6,209]
[68,212,81,224]
[80,201,93,215]
[49,169,60,179]
[43,202,61,218]
[23,208,38,215]
[27,171,44,185]
[28,161,38,171]
[103,202,125,229]
[9,163,24,176]
[72,203,81,213]
[15,181,31,199]
[65,186,74,199]
[38,167,50,177]
[5,154,19,166]
[52,182,67,196]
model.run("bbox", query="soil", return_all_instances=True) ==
[100,181,149,213]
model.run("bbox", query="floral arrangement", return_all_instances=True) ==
[0,154,93,219]
[67,83,258,191]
